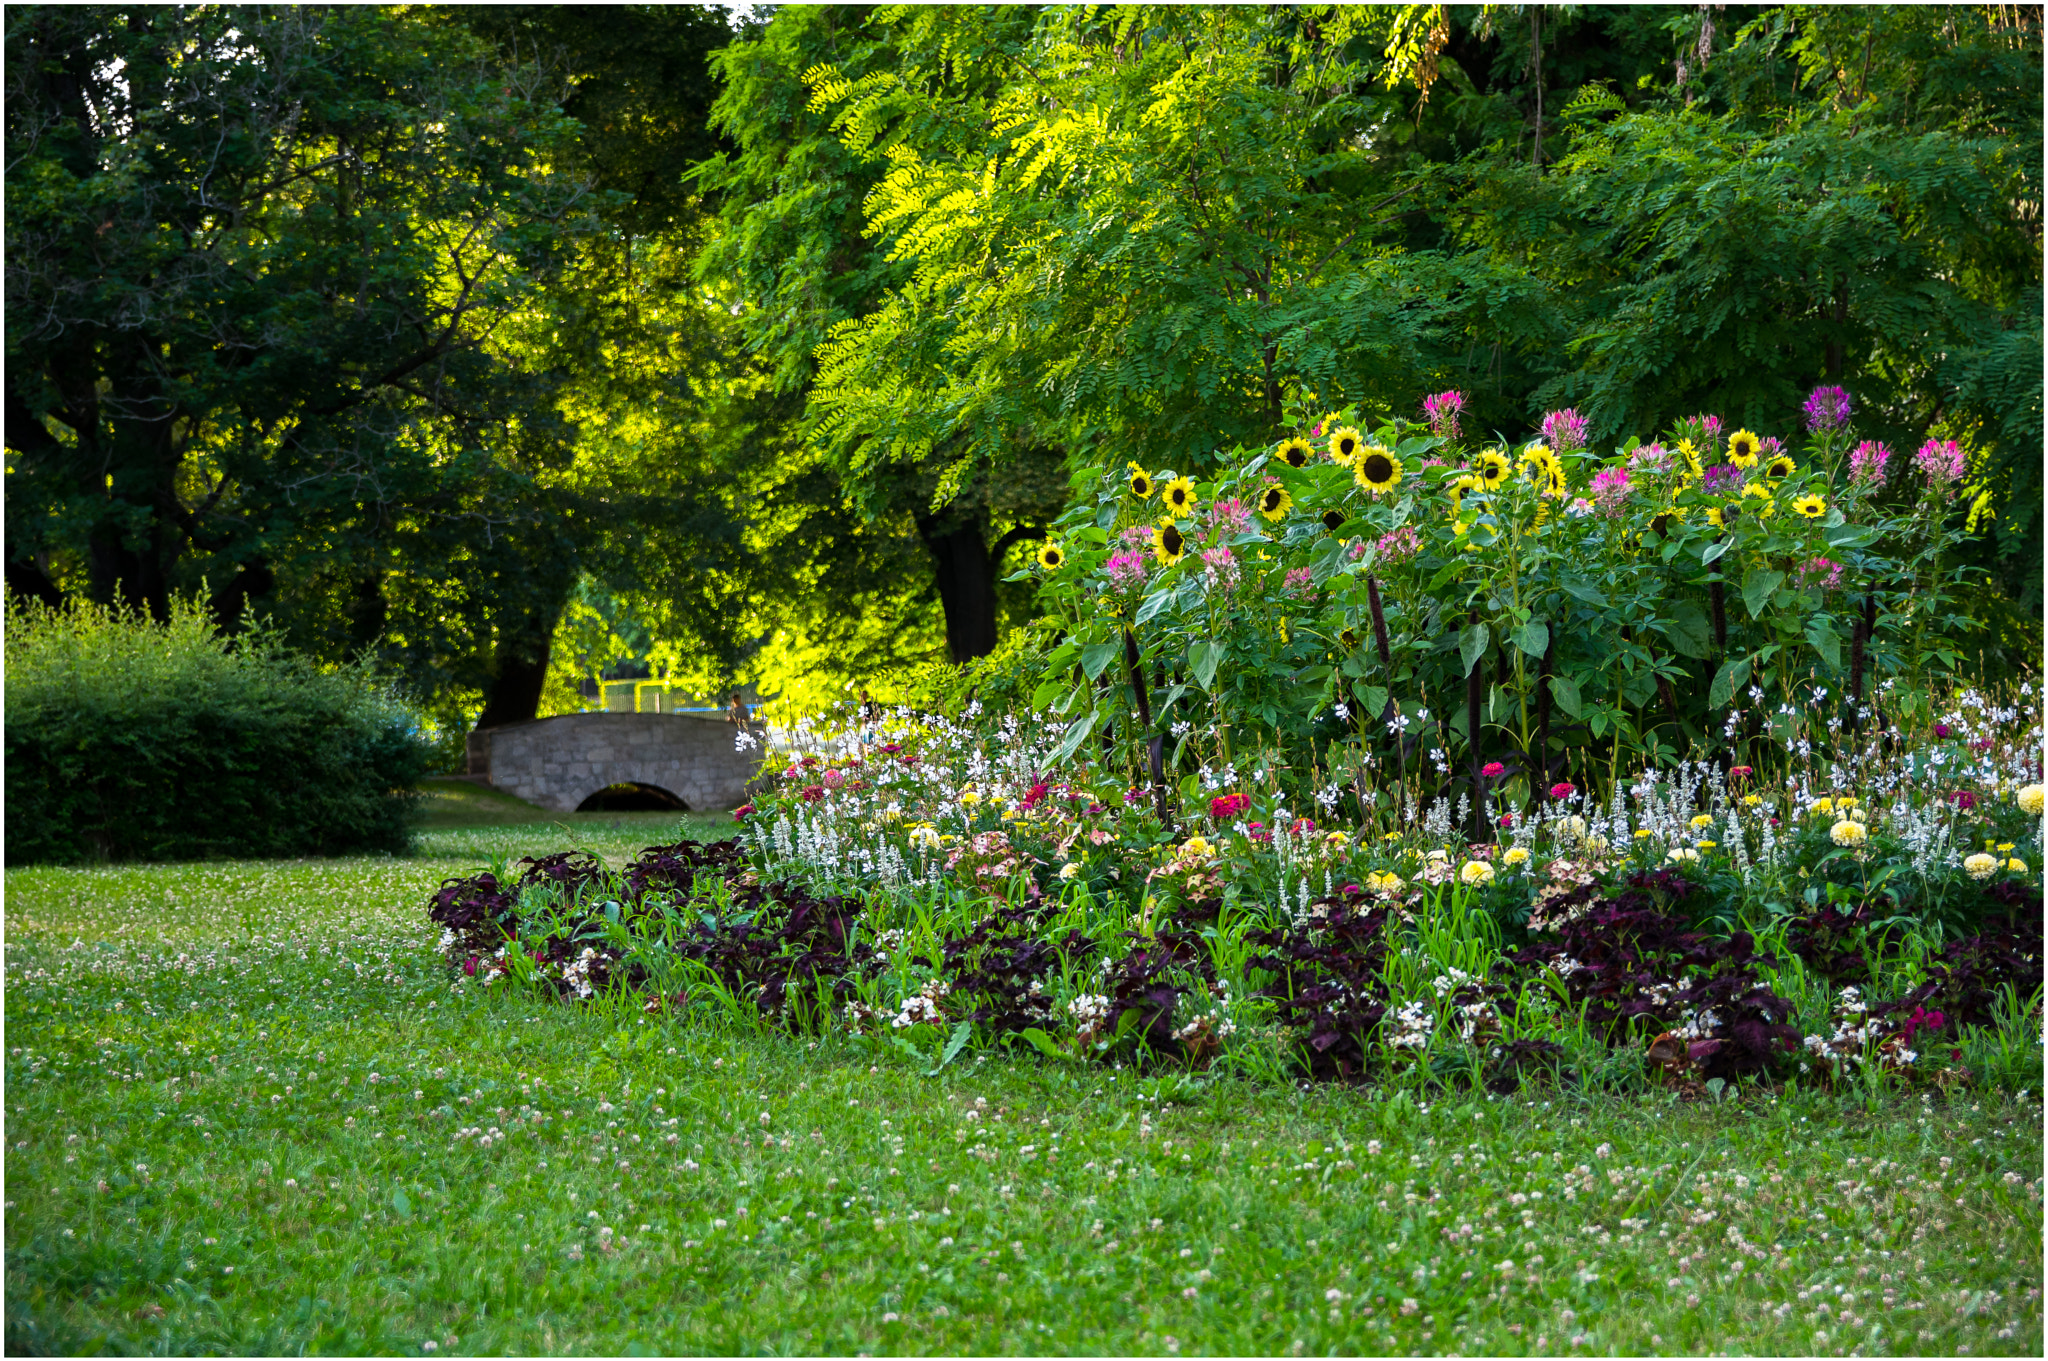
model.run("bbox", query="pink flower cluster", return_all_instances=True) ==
[1422,389,1465,439]
[1374,525,1422,564]
[1915,437,1967,487]
[1210,792,1251,820]
[1801,556,1845,590]
[1850,440,1893,486]
[1481,761,1507,779]
[1802,384,1853,433]
[1282,566,1315,597]
[1104,549,1149,590]
[1539,408,1589,453]
[1590,466,1631,513]
[1200,545,1240,591]
[1207,497,1254,537]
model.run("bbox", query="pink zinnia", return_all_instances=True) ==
[1849,440,1892,487]
[1550,781,1576,799]
[1481,762,1507,780]
[1210,792,1251,820]
[1916,437,1967,487]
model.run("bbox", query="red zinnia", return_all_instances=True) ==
[733,803,755,820]
[799,784,826,803]
[1481,762,1507,780]
[1550,781,1577,799]
[1210,793,1251,819]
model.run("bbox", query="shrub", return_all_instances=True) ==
[4,596,429,863]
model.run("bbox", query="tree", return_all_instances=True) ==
[695,5,1066,664]
[4,4,602,641]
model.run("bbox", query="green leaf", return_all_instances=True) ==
[1806,617,1842,672]
[391,1189,412,1218]
[1708,656,1751,710]
[1017,1027,1069,1060]
[1664,602,1714,660]
[1189,639,1223,691]
[1030,677,1066,711]
[1825,523,1880,550]
[1510,620,1550,661]
[889,1034,926,1066]
[1701,536,1732,566]
[1080,640,1120,681]
[1561,578,1608,607]
[1353,682,1388,718]
[1742,568,1785,620]
[1053,711,1096,763]
[1458,622,1490,676]
[1548,674,1582,720]
[1135,590,1173,625]
[929,1020,973,1075]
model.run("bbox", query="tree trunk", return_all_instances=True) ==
[475,590,569,731]
[915,508,1000,664]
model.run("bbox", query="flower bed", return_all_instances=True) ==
[430,686,2043,1094]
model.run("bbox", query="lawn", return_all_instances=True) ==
[4,814,2041,1356]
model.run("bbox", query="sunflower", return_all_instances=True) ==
[1474,448,1511,489]
[1792,493,1827,519]
[1649,506,1684,538]
[1036,542,1066,571]
[1339,628,1359,651]
[1161,476,1197,516]
[1128,463,1155,499]
[1726,429,1762,467]
[1257,484,1292,521]
[1320,508,1348,534]
[1676,438,1703,479]
[1152,521,1187,564]
[1705,504,1742,530]
[1275,437,1313,470]
[1763,453,1797,482]
[1353,446,1402,494]
[1519,445,1562,493]
[1328,426,1365,466]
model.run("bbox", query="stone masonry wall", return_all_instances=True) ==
[469,712,758,813]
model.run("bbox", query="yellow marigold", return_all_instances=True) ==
[2018,784,2045,816]
[1459,860,1496,887]
[1963,853,1998,880]
[1830,820,1869,848]
[1666,847,1700,863]
[1503,847,1531,867]
[2007,858,2029,874]
[1810,797,1835,816]
[1690,813,1715,830]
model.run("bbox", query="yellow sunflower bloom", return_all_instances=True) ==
[1152,521,1187,564]
[1036,542,1066,571]
[1726,429,1762,467]
[1792,493,1827,519]
[1677,439,1703,480]
[1128,463,1155,499]
[1474,448,1511,489]
[1329,426,1365,466]
[1257,484,1293,521]
[1353,446,1402,494]
[1649,506,1684,538]
[1763,453,1797,482]
[1320,508,1349,534]
[1161,476,1197,516]
[1275,437,1313,470]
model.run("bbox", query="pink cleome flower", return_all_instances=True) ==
[1104,549,1149,590]
[1849,440,1893,487]
[1422,390,1465,440]
[1916,438,1967,487]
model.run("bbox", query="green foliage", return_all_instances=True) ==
[3,596,429,863]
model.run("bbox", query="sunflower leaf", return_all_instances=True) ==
[1548,674,1583,720]
[1080,641,1120,681]
[1189,639,1224,691]
[1510,620,1550,661]
[1458,622,1490,676]
[1054,711,1096,763]
[1134,590,1173,625]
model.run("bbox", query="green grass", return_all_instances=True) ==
[5,846,2042,1356]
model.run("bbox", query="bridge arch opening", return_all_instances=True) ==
[575,782,690,812]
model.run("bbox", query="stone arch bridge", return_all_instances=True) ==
[465,712,760,813]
